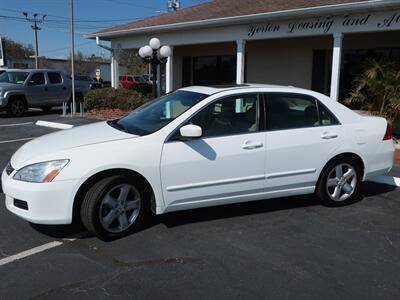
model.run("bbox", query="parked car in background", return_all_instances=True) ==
[0,69,89,116]
[1,84,395,239]
[119,75,143,89]
[75,75,103,90]
[142,74,153,84]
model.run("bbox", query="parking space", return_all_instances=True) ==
[0,110,399,299]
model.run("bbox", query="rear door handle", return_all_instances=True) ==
[242,141,263,150]
[321,132,338,139]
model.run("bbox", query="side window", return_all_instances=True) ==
[29,73,45,86]
[48,72,62,84]
[189,94,259,138]
[319,103,339,126]
[266,93,319,130]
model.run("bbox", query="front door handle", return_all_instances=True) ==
[242,140,263,150]
[321,132,338,139]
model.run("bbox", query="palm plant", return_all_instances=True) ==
[344,57,400,124]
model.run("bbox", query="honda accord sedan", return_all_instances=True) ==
[1,84,395,239]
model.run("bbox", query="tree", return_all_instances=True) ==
[119,49,147,75]
[65,51,97,75]
[344,58,400,124]
[3,37,34,59]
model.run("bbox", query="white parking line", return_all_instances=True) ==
[0,241,63,267]
[0,122,34,128]
[0,137,34,144]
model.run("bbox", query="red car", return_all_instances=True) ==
[119,75,143,89]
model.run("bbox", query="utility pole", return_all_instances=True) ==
[23,12,46,69]
[70,0,76,116]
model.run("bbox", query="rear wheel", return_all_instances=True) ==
[316,157,362,207]
[7,97,27,117]
[80,175,147,240]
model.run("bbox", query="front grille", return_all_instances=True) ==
[14,199,28,210]
[5,161,14,176]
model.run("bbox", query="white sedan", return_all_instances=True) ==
[1,84,395,239]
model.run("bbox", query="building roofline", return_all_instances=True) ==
[87,0,400,40]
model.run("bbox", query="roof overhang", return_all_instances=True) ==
[86,0,400,40]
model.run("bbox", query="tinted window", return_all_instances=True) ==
[266,93,339,130]
[114,91,207,136]
[29,73,45,85]
[189,94,259,138]
[48,72,62,84]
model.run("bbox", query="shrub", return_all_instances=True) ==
[344,58,400,125]
[85,87,151,111]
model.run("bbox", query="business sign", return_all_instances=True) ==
[247,11,400,38]
[0,36,5,67]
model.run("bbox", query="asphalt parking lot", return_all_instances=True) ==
[0,109,399,299]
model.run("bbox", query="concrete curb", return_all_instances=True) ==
[368,176,400,187]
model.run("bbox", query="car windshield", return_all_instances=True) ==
[0,71,29,84]
[110,90,207,135]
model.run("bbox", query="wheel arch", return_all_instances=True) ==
[72,168,156,222]
[318,152,365,184]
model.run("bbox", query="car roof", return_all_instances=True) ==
[1,68,62,73]
[179,83,302,95]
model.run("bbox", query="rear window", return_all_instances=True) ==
[127,76,134,81]
[48,72,62,84]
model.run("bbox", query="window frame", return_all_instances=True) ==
[166,92,265,142]
[263,92,340,132]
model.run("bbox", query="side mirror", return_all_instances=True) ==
[180,124,202,139]
[28,80,35,86]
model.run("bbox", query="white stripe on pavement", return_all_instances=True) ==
[0,241,63,267]
[0,122,34,127]
[0,137,34,144]
[35,120,74,130]
[368,175,400,187]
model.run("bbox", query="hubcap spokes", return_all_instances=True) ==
[12,101,24,115]
[99,184,141,233]
[326,163,357,202]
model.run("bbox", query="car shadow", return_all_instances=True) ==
[29,181,397,241]
[0,108,63,119]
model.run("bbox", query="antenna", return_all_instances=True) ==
[167,0,180,12]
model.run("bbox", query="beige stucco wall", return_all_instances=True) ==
[246,36,331,89]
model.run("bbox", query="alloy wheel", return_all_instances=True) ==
[99,184,141,233]
[11,100,25,116]
[326,163,357,202]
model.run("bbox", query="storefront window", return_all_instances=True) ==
[191,55,236,86]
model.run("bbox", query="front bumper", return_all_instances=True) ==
[1,169,79,224]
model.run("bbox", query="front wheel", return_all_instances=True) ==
[316,157,362,207]
[80,175,147,240]
[7,98,27,117]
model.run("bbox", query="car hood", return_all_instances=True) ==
[11,121,137,168]
[0,82,23,89]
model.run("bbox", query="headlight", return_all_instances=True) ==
[13,160,69,183]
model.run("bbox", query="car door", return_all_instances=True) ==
[264,92,344,192]
[25,72,49,105]
[160,93,266,210]
[46,72,68,104]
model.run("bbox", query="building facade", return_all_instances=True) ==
[89,0,400,101]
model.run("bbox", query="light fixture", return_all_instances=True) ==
[159,45,172,58]
[149,37,161,50]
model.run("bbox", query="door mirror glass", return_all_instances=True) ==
[180,124,202,138]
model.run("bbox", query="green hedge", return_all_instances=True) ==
[85,88,151,111]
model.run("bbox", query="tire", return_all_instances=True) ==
[40,106,52,112]
[80,175,148,240]
[6,97,27,117]
[316,156,362,207]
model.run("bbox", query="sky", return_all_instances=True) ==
[0,0,208,59]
